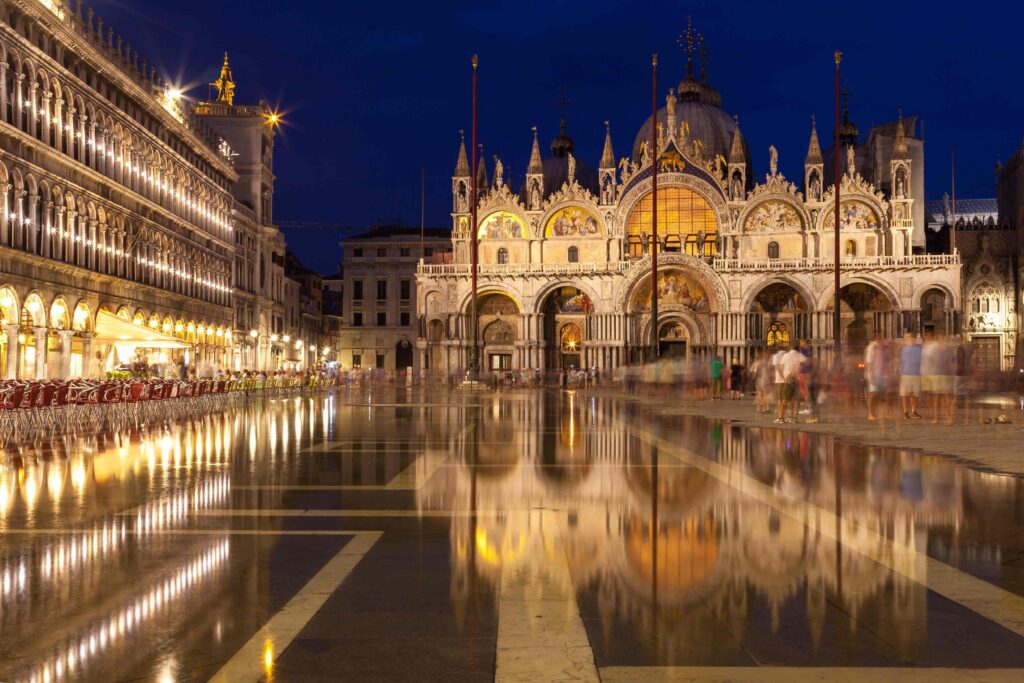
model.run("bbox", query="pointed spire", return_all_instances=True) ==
[600,121,615,169]
[527,127,543,174]
[475,146,488,188]
[894,109,909,159]
[210,52,236,105]
[729,121,745,165]
[454,130,469,176]
[805,115,823,165]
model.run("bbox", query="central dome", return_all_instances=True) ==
[632,75,751,172]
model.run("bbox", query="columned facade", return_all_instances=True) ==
[417,48,960,377]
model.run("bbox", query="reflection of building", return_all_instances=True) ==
[419,392,970,663]
[417,33,960,375]
[339,226,451,371]
[0,2,244,378]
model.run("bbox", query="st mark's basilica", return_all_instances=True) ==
[416,42,961,375]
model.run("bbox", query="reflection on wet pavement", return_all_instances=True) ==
[1,387,1024,681]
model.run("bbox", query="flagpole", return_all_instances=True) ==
[469,54,479,376]
[420,166,425,256]
[950,145,957,254]
[833,51,842,361]
[650,53,660,362]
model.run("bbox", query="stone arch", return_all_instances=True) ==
[534,280,601,315]
[742,277,815,314]
[620,257,726,314]
[914,281,959,311]
[49,295,71,330]
[21,290,46,327]
[460,286,523,315]
[0,285,20,324]
[737,194,809,232]
[542,203,603,238]
[815,275,899,312]
[616,173,731,240]
[72,300,93,332]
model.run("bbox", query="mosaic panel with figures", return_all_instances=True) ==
[824,201,880,230]
[545,207,600,237]
[631,270,710,312]
[744,200,802,232]
[478,211,526,239]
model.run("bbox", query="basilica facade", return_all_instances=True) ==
[416,51,960,375]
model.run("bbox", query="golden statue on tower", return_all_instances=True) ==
[210,52,236,105]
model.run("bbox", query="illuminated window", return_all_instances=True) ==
[627,187,718,257]
[560,323,582,352]
[766,321,790,348]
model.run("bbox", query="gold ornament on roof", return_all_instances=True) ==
[210,52,236,105]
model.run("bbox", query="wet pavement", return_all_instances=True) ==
[1,387,1024,681]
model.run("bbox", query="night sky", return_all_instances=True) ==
[95,0,1024,274]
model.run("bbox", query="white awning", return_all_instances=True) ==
[94,310,191,349]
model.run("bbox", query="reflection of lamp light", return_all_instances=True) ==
[249,329,258,338]
[283,335,290,342]
[322,346,330,354]
[295,340,303,348]
[270,334,278,342]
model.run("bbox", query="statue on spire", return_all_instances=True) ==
[210,52,236,105]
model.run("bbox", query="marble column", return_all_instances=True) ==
[81,333,94,379]
[58,330,73,379]
[33,327,47,379]
[5,323,19,379]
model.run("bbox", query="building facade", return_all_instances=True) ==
[194,55,287,372]
[0,0,238,379]
[340,226,451,372]
[417,45,960,376]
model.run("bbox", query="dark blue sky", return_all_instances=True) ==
[96,0,1024,274]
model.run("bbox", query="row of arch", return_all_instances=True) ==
[0,158,231,306]
[0,32,233,240]
[0,284,233,345]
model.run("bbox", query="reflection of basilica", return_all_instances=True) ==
[418,392,981,662]
[417,30,960,373]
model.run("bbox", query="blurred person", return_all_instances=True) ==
[709,355,724,400]
[771,345,788,421]
[920,329,941,422]
[729,358,745,399]
[776,342,804,423]
[752,351,773,413]
[864,332,889,421]
[933,334,956,424]
[899,331,922,419]
[798,339,813,414]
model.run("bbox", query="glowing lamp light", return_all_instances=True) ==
[283,335,290,342]
[270,334,278,342]
[166,88,183,101]
[249,329,258,338]
[322,347,330,354]
[265,112,281,127]
[0,293,14,309]
[295,340,303,349]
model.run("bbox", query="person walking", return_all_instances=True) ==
[771,346,788,421]
[899,331,923,419]
[776,343,804,424]
[729,358,745,400]
[920,330,942,423]
[709,355,724,400]
[864,332,889,421]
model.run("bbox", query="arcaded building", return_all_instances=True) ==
[0,1,286,378]
[417,44,960,375]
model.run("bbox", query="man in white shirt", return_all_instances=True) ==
[776,343,805,423]
[771,347,788,420]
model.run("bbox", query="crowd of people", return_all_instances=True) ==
[613,332,1023,426]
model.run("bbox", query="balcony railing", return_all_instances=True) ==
[417,261,634,276]
[713,254,960,271]
[418,253,959,277]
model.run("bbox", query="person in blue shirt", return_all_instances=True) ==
[899,331,922,419]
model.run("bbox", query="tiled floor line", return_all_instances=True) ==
[208,531,383,683]
[599,667,1024,682]
[624,417,1024,641]
[495,510,600,683]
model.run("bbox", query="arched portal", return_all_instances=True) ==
[833,283,893,351]
[749,282,809,349]
[395,338,413,371]
[540,286,593,370]
[920,287,950,335]
[659,321,689,358]
[426,318,445,374]
[473,292,519,372]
